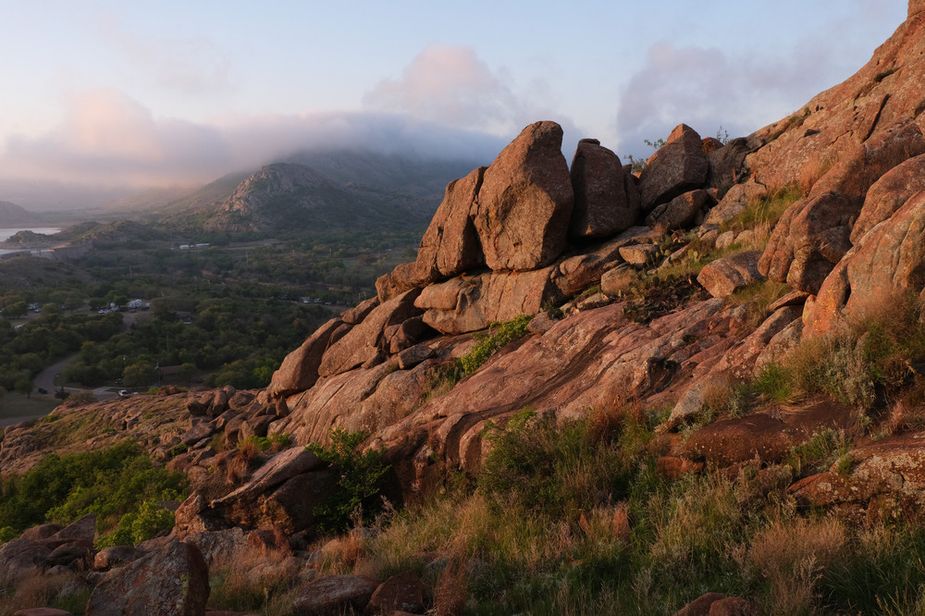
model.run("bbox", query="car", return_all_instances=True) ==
[37,387,48,395]
[118,389,132,398]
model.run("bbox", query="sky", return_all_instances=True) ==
[0,0,909,206]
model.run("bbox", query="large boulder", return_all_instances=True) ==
[851,153,925,243]
[416,268,557,335]
[803,191,925,337]
[569,139,639,239]
[416,167,486,279]
[375,168,487,302]
[760,121,925,293]
[473,121,574,271]
[85,539,209,616]
[790,432,925,515]
[318,289,423,377]
[704,181,767,226]
[209,447,334,534]
[707,138,752,196]
[638,124,709,210]
[267,318,347,399]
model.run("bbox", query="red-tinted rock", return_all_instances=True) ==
[638,124,709,210]
[85,539,209,616]
[292,575,379,615]
[697,251,763,298]
[646,189,714,231]
[268,318,346,398]
[367,572,429,614]
[318,289,422,377]
[473,121,574,271]
[803,191,925,337]
[569,138,639,239]
[851,153,925,243]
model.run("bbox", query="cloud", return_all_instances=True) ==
[364,45,582,146]
[97,16,233,95]
[615,38,849,157]
[0,90,504,194]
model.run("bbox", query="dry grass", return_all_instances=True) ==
[0,570,91,616]
[741,517,846,615]
[208,541,302,615]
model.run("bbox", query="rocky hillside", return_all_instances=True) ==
[164,151,480,235]
[2,3,925,614]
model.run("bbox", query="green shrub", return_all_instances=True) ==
[721,185,803,235]
[458,315,532,377]
[100,498,176,547]
[307,429,389,533]
[0,442,187,543]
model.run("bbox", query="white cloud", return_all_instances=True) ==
[363,45,582,146]
[614,38,849,157]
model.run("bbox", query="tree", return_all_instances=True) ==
[123,361,156,388]
[13,374,32,398]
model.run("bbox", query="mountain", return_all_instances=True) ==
[0,200,42,227]
[6,4,925,614]
[163,150,481,235]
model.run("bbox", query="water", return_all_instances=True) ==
[0,227,61,256]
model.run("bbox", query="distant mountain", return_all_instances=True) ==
[0,201,43,227]
[164,150,482,235]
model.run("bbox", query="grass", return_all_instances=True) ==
[720,184,803,238]
[691,294,925,426]
[319,405,925,615]
[430,315,533,391]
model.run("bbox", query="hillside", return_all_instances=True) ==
[164,151,481,236]
[0,200,42,227]
[2,3,925,615]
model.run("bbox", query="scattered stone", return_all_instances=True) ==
[714,231,736,250]
[696,251,763,298]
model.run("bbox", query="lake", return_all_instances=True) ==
[0,227,61,256]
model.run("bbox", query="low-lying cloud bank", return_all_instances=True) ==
[0,89,506,193]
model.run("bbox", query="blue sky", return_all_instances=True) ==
[0,0,908,194]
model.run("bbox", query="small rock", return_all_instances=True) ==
[619,244,659,266]
[696,251,763,298]
[292,575,379,615]
[93,545,142,571]
[709,597,755,616]
[367,572,430,614]
[714,231,736,250]
[674,593,728,616]
[601,266,636,297]
[646,189,713,231]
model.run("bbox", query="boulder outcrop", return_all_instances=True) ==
[638,124,709,210]
[803,191,925,337]
[473,121,574,271]
[85,540,209,616]
[569,138,639,239]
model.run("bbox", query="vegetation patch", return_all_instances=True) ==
[307,430,390,533]
[0,442,187,546]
